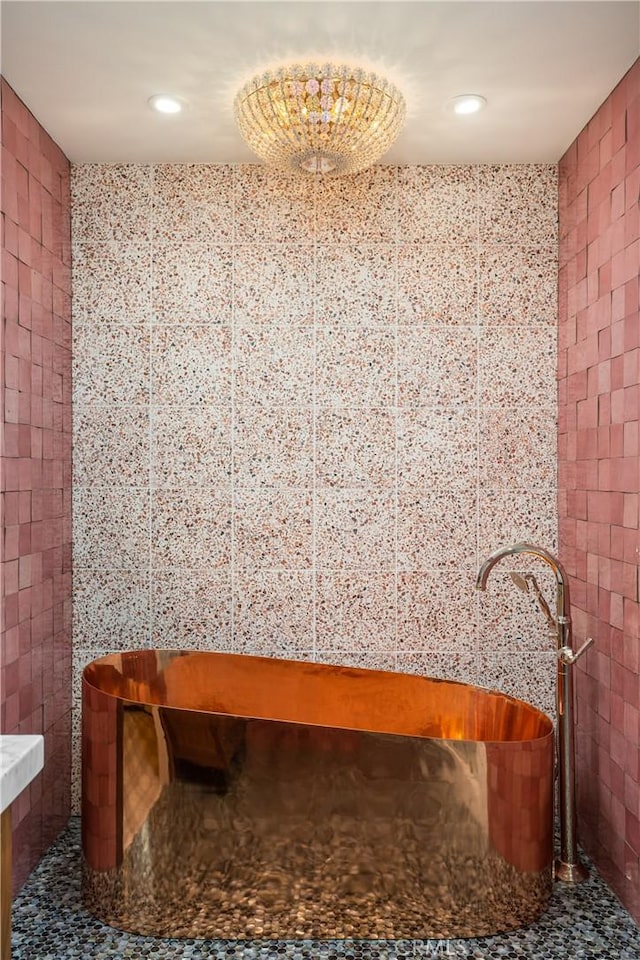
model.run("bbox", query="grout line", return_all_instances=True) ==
[393,164,400,671]
[311,171,318,658]
[148,163,155,651]
[474,164,482,681]
[230,165,237,652]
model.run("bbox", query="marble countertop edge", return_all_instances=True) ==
[0,735,45,814]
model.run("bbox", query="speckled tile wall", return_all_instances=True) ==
[71,162,558,809]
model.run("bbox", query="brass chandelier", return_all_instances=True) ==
[234,62,406,176]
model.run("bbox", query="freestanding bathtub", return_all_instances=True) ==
[82,650,554,940]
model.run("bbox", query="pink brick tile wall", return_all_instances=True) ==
[1,78,72,892]
[558,58,640,923]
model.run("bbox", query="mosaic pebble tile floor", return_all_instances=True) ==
[12,819,640,959]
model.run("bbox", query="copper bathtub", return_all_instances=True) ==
[82,650,554,940]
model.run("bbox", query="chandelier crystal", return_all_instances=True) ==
[234,62,406,176]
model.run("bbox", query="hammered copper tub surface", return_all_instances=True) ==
[82,650,554,940]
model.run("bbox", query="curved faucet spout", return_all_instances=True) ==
[476,541,589,885]
[476,542,571,628]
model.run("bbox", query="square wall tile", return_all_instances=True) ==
[73,404,149,485]
[398,326,477,407]
[397,166,478,243]
[315,490,395,571]
[234,489,313,570]
[478,164,558,243]
[396,649,479,687]
[477,562,558,656]
[479,325,557,405]
[152,243,232,324]
[72,323,149,405]
[71,164,152,242]
[152,619,234,651]
[72,242,151,323]
[234,165,316,243]
[480,244,558,324]
[316,408,395,489]
[152,326,231,405]
[151,569,232,649]
[234,244,314,326]
[151,405,231,489]
[316,326,395,407]
[73,487,149,571]
[151,490,231,570]
[478,489,558,557]
[234,571,314,656]
[316,166,397,242]
[397,488,477,572]
[398,570,477,652]
[314,650,396,672]
[397,407,476,489]
[398,244,477,325]
[315,572,396,652]
[73,568,149,649]
[234,406,313,489]
[235,325,314,406]
[479,405,557,492]
[476,649,556,718]
[153,164,233,242]
[316,243,396,325]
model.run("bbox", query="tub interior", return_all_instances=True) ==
[83,650,552,744]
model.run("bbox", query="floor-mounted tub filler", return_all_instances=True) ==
[476,541,593,885]
[82,648,555,940]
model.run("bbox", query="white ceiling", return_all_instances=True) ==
[1,1,639,165]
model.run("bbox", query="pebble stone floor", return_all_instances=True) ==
[12,819,640,960]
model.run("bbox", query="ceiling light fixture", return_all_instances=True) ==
[234,62,406,176]
[449,94,487,116]
[148,94,183,115]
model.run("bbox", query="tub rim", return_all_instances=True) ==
[81,648,554,747]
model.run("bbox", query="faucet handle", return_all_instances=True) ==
[559,637,595,665]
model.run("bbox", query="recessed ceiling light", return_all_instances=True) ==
[448,94,487,116]
[148,94,183,115]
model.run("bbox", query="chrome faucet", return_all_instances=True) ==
[476,542,593,883]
